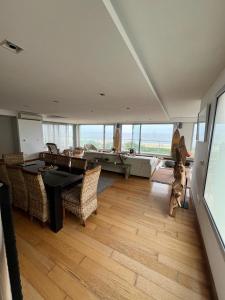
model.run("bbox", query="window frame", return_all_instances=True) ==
[203,87,225,255]
[78,124,115,150]
[121,123,175,156]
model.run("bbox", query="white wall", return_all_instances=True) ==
[179,122,194,152]
[192,69,225,300]
[17,119,45,160]
[0,116,19,156]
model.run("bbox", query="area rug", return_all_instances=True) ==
[97,171,118,193]
[151,167,191,187]
[151,167,175,185]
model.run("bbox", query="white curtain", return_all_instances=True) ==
[43,123,73,151]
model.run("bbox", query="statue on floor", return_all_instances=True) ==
[169,149,186,217]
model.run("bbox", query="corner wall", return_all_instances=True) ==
[192,69,225,300]
[0,116,19,157]
[17,119,45,160]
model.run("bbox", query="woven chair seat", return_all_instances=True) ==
[62,166,101,225]
[62,185,81,204]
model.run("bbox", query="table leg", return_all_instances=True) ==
[45,185,63,233]
[124,166,130,180]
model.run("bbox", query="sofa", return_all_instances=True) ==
[84,151,159,178]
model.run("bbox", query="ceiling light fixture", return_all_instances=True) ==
[0,40,23,54]
[99,92,105,96]
[126,107,131,110]
[52,100,59,103]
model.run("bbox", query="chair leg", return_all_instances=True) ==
[80,219,86,227]
[41,221,46,228]
[94,209,98,215]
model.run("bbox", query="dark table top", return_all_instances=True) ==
[42,170,82,188]
[21,160,83,188]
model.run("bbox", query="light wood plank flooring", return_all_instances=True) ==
[14,176,212,300]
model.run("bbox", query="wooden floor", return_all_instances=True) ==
[14,176,212,300]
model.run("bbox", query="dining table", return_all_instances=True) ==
[21,160,83,233]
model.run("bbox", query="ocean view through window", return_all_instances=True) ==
[79,125,114,149]
[140,124,173,155]
[122,124,173,155]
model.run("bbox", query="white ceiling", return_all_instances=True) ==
[0,0,225,123]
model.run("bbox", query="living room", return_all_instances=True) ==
[0,1,225,299]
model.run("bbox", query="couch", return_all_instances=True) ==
[84,151,159,178]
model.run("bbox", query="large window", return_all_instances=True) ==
[204,92,225,248]
[79,125,114,149]
[191,123,197,155]
[122,124,173,155]
[140,124,173,155]
[43,123,73,151]
[121,124,140,151]
[104,125,114,149]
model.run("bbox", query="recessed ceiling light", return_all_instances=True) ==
[0,40,23,54]
[91,109,94,113]
[52,100,59,103]
[99,92,105,96]
[126,107,131,110]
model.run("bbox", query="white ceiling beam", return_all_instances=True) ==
[102,0,170,120]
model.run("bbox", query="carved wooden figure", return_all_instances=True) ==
[169,148,186,217]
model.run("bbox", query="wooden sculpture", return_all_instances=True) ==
[179,136,191,165]
[171,129,181,159]
[169,149,186,217]
[114,125,121,153]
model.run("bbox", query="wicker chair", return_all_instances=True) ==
[2,152,24,165]
[62,149,72,156]
[7,165,28,211]
[0,162,13,201]
[62,166,101,226]
[46,143,59,154]
[73,147,84,158]
[55,155,71,170]
[71,157,87,175]
[84,144,97,151]
[23,170,48,224]
[44,153,57,165]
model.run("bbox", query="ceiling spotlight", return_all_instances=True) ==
[0,40,23,54]
[91,109,94,113]
[99,92,105,96]
[52,100,59,103]
[126,107,131,110]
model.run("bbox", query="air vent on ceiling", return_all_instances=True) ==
[0,40,23,54]
[47,115,67,119]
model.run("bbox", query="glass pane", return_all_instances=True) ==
[121,124,140,152]
[105,125,114,149]
[204,92,225,246]
[132,124,140,152]
[80,125,104,149]
[140,124,173,155]
[191,123,197,155]
[121,125,133,151]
